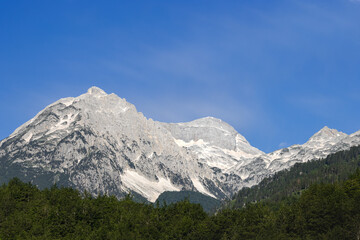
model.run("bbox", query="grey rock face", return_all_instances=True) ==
[227,126,360,189]
[0,87,232,201]
[1,87,359,201]
[162,117,256,152]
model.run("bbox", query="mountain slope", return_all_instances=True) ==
[230,145,360,208]
[0,86,360,201]
[162,117,263,171]
[0,87,202,201]
[0,87,258,201]
[227,126,360,188]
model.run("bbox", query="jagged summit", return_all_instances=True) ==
[308,126,347,143]
[87,86,108,96]
[162,117,253,151]
[161,116,264,172]
[173,116,238,137]
[187,116,232,129]
[195,116,224,122]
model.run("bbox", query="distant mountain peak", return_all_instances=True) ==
[308,126,347,142]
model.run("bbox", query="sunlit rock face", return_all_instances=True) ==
[1,87,359,201]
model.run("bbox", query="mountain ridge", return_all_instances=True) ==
[1,86,359,201]
[230,144,360,209]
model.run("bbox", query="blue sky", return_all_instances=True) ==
[1,0,360,153]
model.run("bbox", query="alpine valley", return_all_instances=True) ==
[1,87,360,202]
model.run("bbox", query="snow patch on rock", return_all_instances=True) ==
[122,170,180,202]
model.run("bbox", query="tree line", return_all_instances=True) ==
[230,145,360,208]
[1,169,360,239]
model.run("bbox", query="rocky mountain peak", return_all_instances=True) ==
[188,117,236,134]
[87,86,108,97]
[308,126,347,143]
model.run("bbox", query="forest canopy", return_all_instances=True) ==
[1,169,360,239]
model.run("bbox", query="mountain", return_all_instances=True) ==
[227,126,360,188]
[229,145,360,208]
[0,87,360,202]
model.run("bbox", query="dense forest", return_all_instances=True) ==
[231,145,360,208]
[1,168,360,239]
[155,190,221,213]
